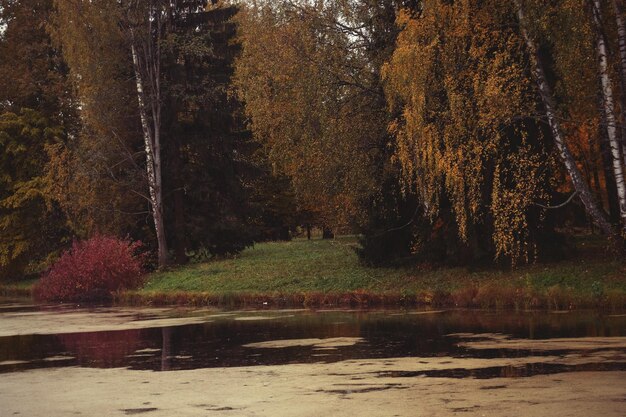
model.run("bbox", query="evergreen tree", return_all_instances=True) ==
[0,0,75,279]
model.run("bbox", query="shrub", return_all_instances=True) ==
[35,236,145,302]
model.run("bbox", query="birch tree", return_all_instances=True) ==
[125,0,168,268]
[384,0,562,262]
[611,0,626,164]
[50,0,149,238]
[514,0,616,238]
[52,0,169,267]
[589,0,626,234]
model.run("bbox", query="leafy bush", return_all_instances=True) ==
[34,236,145,302]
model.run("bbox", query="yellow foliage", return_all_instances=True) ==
[234,2,386,228]
[384,0,551,262]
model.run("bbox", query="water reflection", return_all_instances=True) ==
[58,329,142,367]
[0,304,624,377]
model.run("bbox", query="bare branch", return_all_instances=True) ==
[534,191,579,210]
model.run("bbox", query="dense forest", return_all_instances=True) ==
[2,0,626,280]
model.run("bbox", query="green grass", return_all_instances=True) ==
[143,236,493,294]
[3,235,624,309]
[143,236,405,293]
[137,235,625,309]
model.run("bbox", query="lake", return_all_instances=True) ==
[0,297,624,416]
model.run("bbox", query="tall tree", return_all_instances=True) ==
[125,0,169,267]
[53,0,264,264]
[0,0,76,279]
[161,3,259,260]
[385,0,560,263]
[514,0,615,239]
[50,0,147,239]
[611,0,626,164]
[53,0,177,267]
[0,110,69,279]
[234,0,411,235]
[588,0,626,233]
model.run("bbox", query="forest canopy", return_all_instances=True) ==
[1,0,626,279]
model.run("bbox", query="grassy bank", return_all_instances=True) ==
[122,236,625,309]
[3,236,625,309]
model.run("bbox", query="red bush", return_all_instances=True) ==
[35,236,145,302]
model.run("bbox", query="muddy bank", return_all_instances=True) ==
[0,359,624,417]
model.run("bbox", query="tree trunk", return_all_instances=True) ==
[514,0,615,237]
[590,0,626,233]
[306,223,311,240]
[173,182,187,265]
[131,35,168,268]
[599,108,622,224]
[590,144,603,207]
[612,0,626,165]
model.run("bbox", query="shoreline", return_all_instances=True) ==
[2,284,624,311]
[116,287,626,310]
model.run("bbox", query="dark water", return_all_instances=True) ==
[1,299,625,379]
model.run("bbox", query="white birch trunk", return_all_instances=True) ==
[131,31,168,268]
[514,0,615,237]
[590,0,626,233]
[612,0,626,167]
